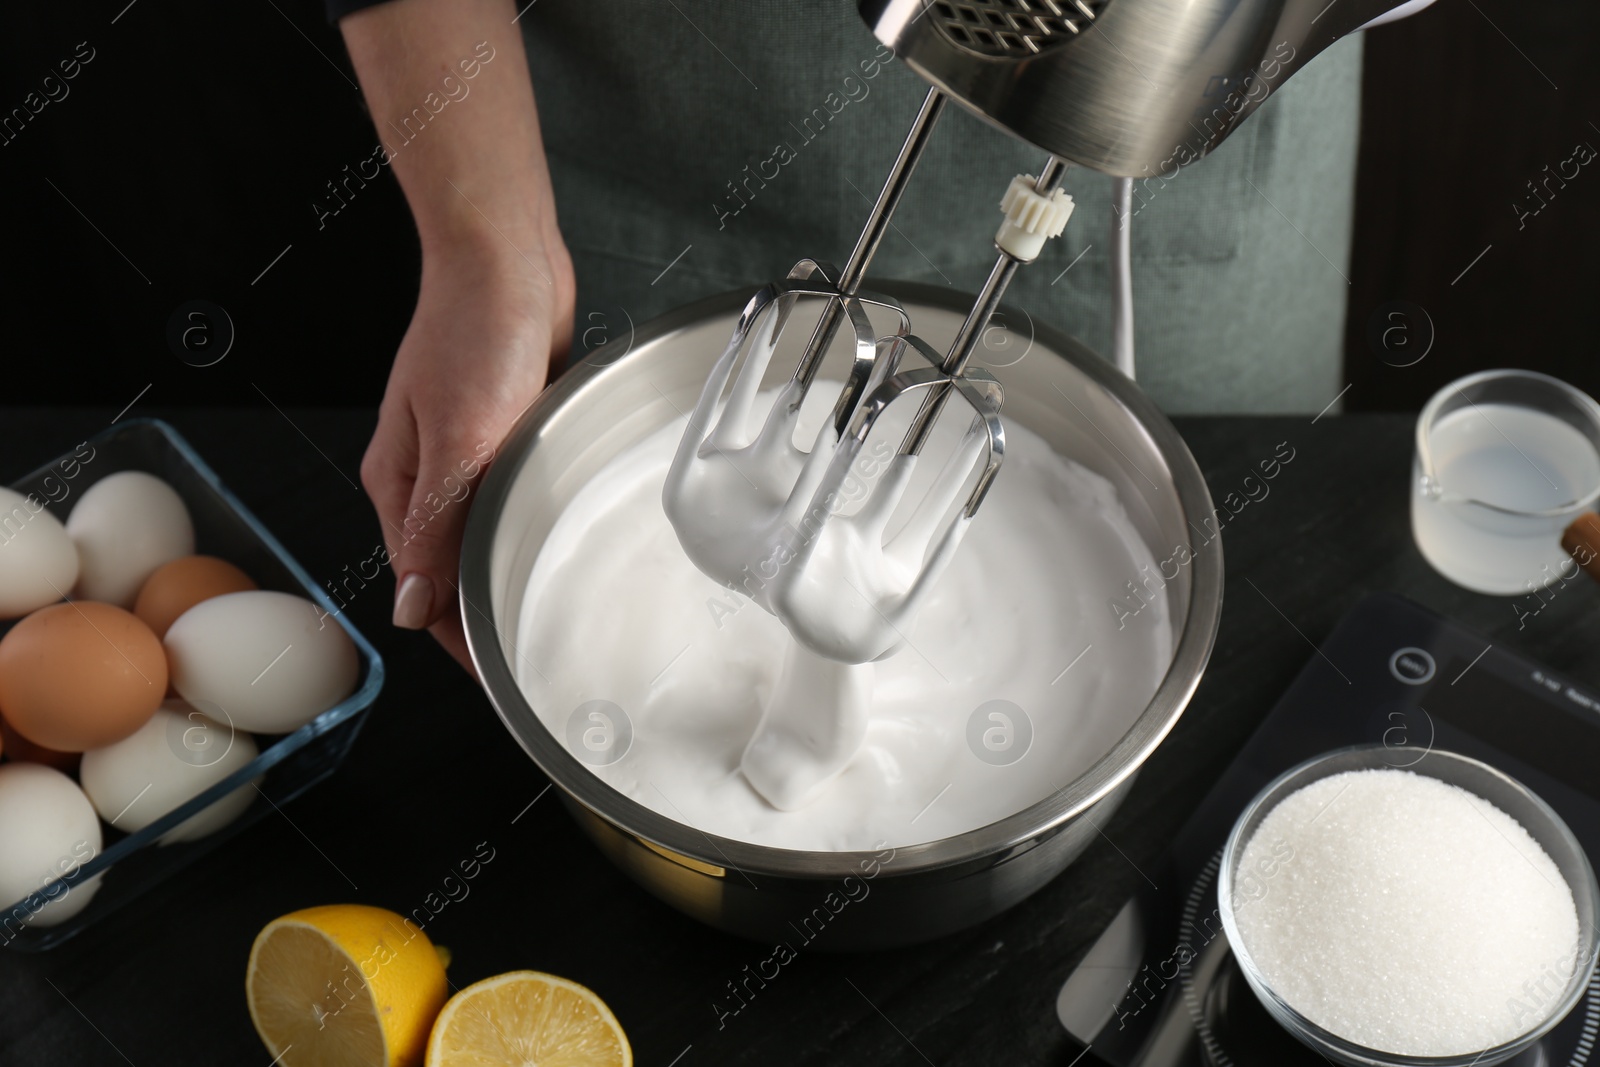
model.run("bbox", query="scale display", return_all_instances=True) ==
[1056,593,1600,1067]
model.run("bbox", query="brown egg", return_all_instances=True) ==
[0,601,167,751]
[0,714,80,771]
[134,555,257,639]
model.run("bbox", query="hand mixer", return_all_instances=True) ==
[667,0,1444,668]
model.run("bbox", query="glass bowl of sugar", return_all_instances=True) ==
[1218,745,1600,1067]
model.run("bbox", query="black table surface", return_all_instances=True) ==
[2,407,1596,1067]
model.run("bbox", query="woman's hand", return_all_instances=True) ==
[338,0,573,673]
[361,237,574,674]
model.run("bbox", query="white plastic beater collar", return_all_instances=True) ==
[996,174,1075,262]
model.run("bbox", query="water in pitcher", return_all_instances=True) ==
[1412,403,1600,595]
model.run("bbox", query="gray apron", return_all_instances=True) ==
[520,1,1361,414]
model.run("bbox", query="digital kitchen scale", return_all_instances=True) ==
[1057,592,1600,1067]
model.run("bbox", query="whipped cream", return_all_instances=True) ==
[514,384,1172,850]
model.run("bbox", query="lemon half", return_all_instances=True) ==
[246,904,449,1067]
[426,970,631,1067]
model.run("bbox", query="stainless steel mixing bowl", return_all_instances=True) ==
[460,282,1223,948]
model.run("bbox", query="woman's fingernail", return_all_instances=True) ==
[393,573,434,630]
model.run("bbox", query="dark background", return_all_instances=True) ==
[1,0,1596,412]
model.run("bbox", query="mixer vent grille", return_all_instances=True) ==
[930,0,1108,56]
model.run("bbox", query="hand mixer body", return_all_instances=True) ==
[859,0,1438,178]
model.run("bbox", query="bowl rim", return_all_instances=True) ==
[459,280,1224,879]
[1217,743,1600,1067]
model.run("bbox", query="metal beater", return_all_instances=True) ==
[663,86,1075,663]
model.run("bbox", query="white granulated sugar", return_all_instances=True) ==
[1231,768,1581,1057]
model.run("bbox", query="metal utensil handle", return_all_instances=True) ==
[900,155,1070,456]
[943,156,1069,377]
[797,86,947,409]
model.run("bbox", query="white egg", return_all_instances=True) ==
[80,701,259,846]
[0,763,102,928]
[165,590,359,734]
[0,486,79,618]
[67,471,195,607]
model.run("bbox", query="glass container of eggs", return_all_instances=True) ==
[0,419,384,951]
